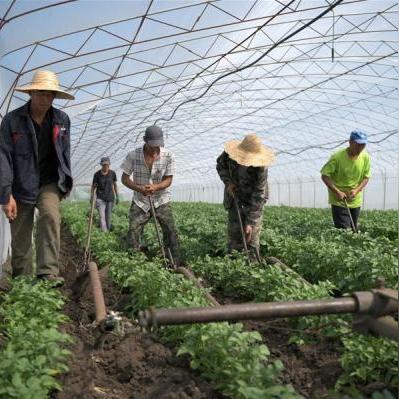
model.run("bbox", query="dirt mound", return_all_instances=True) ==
[54,223,346,399]
[246,319,342,398]
[54,224,223,399]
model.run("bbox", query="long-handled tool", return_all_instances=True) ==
[83,187,97,271]
[343,198,358,233]
[232,194,252,265]
[148,195,169,266]
[148,197,219,305]
[228,164,253,265]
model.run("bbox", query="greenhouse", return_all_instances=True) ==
[0,0,397,398]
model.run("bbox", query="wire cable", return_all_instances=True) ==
[154,0,345,125]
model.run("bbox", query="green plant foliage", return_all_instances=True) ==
[62,202,302,398]
[62,202,397,396]
[337,334,399,391]
[0,279,72,399]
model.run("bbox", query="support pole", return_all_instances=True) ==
[89,261,107,324]
[139,289,398,341]
[139,297,358,327]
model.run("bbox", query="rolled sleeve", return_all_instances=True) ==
[363,154,371,178]
[165,153,175,176]
[120,152,134,176]
[320,155,336,177]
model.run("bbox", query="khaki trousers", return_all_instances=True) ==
[11,183,62,277]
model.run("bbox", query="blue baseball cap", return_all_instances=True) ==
[350,130,368,144]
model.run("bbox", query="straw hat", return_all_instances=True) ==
[224,134,275,167]
[15,70,74,100]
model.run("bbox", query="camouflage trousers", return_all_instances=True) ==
[127,202,181,265]
[227,206,263,256]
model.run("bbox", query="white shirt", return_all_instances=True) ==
[120,146,175,212]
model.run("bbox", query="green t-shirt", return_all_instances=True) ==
[320,148,371,208]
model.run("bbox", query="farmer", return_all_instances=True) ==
[91,157,118,232]
[321,130,371,231]
[0,70,74,285]
[120,125,182,265]
[216,134,275,258]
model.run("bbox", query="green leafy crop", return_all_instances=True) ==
[0,279,72,399]
[62,202,397,397]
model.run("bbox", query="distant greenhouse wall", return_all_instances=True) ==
[1,172,396,275]
[172,173,398,210]
[0,212,11,274]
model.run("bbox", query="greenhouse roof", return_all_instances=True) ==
[1,0,397,185]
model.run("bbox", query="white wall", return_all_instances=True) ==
[171,173,398,210]
[0,174,396,272]
[0,212,11,277]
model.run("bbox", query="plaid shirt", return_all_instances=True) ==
[120,146,175,212]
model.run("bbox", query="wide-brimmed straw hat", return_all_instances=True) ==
[224,134,275,167]
[14,70,75,100]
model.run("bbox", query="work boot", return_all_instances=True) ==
[0,258,12,292]
[38,274,65,287]
[0,276,12,293]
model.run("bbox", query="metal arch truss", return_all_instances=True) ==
[0,0,397,184]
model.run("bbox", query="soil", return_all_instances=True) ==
[52,225,383,399]
[53,224,223,399]
[245,319,343,398]
[214,296,344,398]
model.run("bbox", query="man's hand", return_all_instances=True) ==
[335,189,347,201]
[115,194,119,205]
[245,225,253,243]
[346,189,358,200]
[134,185,146,195]
[2,195,17,221]
[227,183,237,197]
[143,184,157,196]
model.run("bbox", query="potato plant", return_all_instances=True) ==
[0,279,71,399]
[63,203,301,399]
[62,202,397,396]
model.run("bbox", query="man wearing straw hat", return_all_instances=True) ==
[216,134,275,258]
[0,70,74,285]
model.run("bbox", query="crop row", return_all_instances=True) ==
[111,202,398,394]
[0,279,71,399]
[127,203,397,293]
[63,203,302,399]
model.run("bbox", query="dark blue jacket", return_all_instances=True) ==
[0,102,73,205]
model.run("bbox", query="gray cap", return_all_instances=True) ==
[144,125,164,147]
[100,157,110,165]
